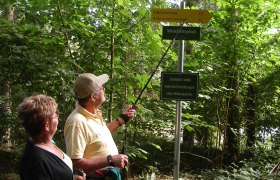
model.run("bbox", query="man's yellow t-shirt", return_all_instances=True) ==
[64,103,118,159]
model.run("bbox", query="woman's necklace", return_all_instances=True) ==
[39,142,54,148]
[30,137,53,147]
[37,142,64,159]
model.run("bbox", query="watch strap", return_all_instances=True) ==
[107,155,115,167]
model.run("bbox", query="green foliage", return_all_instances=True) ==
[195,146,280,179]
[0,0,279,178]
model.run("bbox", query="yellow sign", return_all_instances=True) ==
[151,8,212,24]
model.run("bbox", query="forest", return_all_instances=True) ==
[0,0,279,179]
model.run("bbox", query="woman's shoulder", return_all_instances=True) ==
[21,143,49,168]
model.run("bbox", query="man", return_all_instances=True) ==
[64,73,135,178]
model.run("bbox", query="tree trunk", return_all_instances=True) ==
[223,70,240,165]
[183,127,194,147]
[221,2,241,166]
[1,5,14,149]
[245,82,256,149]
[108,0,116,122]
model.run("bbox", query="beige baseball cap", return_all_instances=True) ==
[73,73,109,98]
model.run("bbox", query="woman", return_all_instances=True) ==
[18,94,86,180]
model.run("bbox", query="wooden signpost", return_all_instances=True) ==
[162,26,200,40]
[161,72,199,101]
[151,8,212,24]
[150,4,212,180]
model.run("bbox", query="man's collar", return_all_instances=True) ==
[76,102,102,119]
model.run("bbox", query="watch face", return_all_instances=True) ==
[107,155,114,166]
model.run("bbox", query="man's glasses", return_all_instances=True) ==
[97,85,105,91]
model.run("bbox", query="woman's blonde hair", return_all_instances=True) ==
[18,95,57,139]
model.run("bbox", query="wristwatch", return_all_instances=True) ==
[107,155,115,167]
[116,118,123,127]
